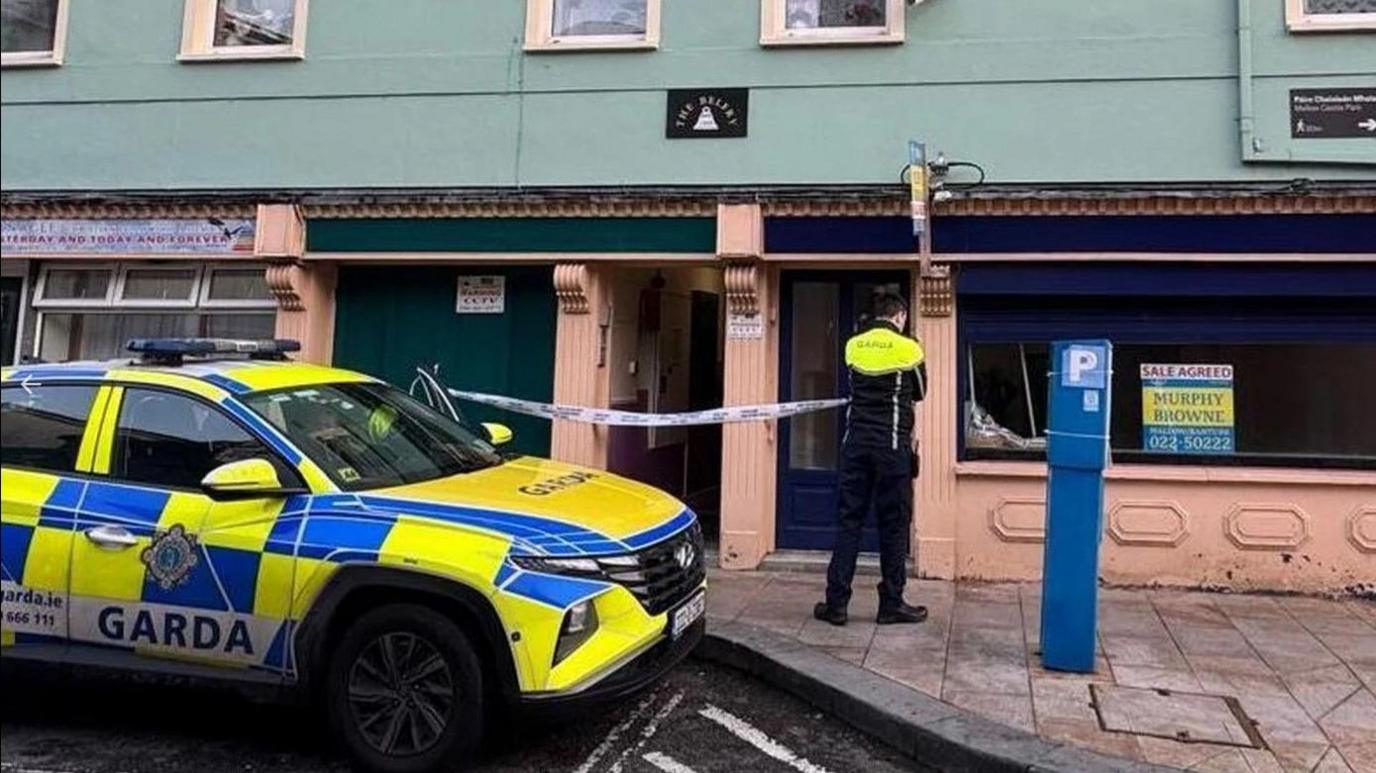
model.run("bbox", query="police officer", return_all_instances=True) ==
[814,293,928,626]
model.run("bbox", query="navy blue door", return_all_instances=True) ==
[776,271,911,551]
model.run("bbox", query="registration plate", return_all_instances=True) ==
[670,590,706,639]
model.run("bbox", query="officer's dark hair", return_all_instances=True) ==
[873,293,908,320]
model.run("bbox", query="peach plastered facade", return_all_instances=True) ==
[3,197,1373,596]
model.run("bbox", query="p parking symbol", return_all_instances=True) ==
[1061,345,1107,389]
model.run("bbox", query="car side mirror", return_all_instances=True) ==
[201,459,306,500]
[481,422,514,447]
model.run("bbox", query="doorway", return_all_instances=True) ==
[605,268,724,545]
[776,270,911,551]
[686,290,723,539]
[332,265,557,457]
[1,276,21,365]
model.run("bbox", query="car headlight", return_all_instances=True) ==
[510,556,601,575]
[553,599,599,665]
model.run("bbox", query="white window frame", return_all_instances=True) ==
[525,0,661,52]
[178,0,309,62]
[0,0,71,68]
[33,263,117,308]
[32,308,279,363]
[1285,0,1376,31]
[114,263,204,309]
[760,0,906,47]
[31,261,277,362]
[33,261,276,310]
[199,264,277,309]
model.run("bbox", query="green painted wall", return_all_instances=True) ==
[332,265,556,457]
[1,0,1372,191]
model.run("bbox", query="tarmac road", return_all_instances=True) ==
[1,659,936,773]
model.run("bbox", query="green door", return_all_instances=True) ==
[332,265,556,457]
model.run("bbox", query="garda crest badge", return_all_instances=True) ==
[140,524,200,590]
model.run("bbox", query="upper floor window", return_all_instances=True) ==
[0,0,69,68]
[1286,0,1376,31]
[179,0,308,62]
[761,0,905,46]
[525,0,661,51]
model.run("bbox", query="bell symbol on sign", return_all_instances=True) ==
[693,107,719,132]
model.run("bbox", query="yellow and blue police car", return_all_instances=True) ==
[0,338,706,772]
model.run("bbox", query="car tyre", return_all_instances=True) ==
[325,603,484,773]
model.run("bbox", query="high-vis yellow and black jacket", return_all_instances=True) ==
[843,320,927,450]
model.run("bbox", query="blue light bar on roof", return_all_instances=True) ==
[126,338,302,356]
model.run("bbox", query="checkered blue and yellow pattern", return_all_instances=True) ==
[2,359,701,695]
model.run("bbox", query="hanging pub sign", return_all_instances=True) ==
[666,88,749,139]
[1290,87,1376,139]
[1140,364,1235,455]
[1,218,256,255]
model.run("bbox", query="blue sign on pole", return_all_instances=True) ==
[1040,340,1113,673]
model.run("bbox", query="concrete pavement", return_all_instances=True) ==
[706,569,1376,772]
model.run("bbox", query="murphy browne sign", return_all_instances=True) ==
[1140,363,1235,455]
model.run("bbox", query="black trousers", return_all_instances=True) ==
[824,443,913,613]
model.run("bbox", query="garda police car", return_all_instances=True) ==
[0,339,706,772]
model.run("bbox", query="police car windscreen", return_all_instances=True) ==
[241,383,502,491]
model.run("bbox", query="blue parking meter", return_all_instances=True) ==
[1040,340,1112,673]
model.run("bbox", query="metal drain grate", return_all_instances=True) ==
[1090,684,1266,749]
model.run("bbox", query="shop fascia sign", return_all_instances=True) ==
[1,218,256,256]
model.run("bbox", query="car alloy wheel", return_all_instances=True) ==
[347,631,456,756]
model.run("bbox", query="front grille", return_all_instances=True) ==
[598,523,705,615]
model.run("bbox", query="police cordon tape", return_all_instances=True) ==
[411,366,848,426]
[446,388,848,427]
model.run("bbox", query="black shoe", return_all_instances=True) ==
[813,603,848,627]
[876,603,928,625]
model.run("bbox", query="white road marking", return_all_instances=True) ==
[572,686,663,773]
[641,751,700,773]
[698,704,833,773]
[608,690,685,773]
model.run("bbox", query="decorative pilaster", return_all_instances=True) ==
[253,204,336,365]
[914,283,958,579]
[919,265,953,317]
[716,203,764,259]
[723,262,760,316]
[716,203,776,569]
[254,203,305,259]
[265,263,304,311]
[267,261,337,365]
[551,263,612,469]
[553,263,591,314]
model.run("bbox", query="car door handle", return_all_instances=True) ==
[85,525,139,549]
